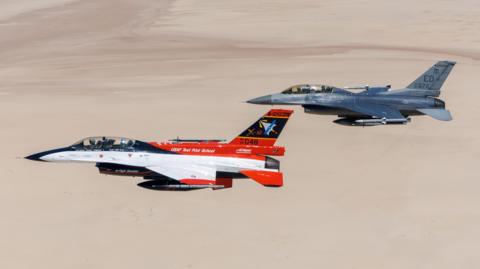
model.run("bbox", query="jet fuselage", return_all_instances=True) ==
[260,91,444,117]
[29,145,270,175]
[247,61,455,126]
[26,109,293,191]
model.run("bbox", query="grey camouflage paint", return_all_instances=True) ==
[247,61,455,126]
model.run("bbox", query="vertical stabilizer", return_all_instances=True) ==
[404,60,456,96]
[229,109,293,146]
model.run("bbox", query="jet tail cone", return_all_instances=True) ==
[247,95,272,105]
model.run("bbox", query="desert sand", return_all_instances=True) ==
[1,0,480,268]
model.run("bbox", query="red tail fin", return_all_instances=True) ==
[229,109,293,146]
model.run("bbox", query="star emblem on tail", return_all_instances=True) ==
[260,119,277,135]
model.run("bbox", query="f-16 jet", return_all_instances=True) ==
[25,109,293,191]
[248,61,455,126]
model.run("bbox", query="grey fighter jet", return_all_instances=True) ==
[248,61,455,126]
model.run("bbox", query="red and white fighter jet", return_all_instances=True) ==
[25,109,293,191]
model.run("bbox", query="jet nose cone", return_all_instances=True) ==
[25,147,71,162]
[247,95,272,105]
[25,152,47,162]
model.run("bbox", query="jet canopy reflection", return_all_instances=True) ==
[72,136,137,151]
[281,84,338,94]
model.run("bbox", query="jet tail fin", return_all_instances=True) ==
[405,61,456,97]
[385,61,456,97]
[407,60,456,93]
[229,109,293,146]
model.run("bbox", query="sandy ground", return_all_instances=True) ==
[1,0,480,268]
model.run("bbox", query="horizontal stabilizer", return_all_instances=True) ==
[240,170,283,187]
[417,109,452,121]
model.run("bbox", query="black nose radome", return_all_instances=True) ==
[24,147,70,162]
[24,152,46,162]
[247,95,272,104]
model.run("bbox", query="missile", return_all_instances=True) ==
[334,117,410,126]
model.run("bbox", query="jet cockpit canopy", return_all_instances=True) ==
[71,136,136,151]
[281,84,337,94]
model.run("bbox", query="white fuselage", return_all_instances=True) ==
[39,150,270,174]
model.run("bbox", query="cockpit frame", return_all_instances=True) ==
[281,84,337,94]
[71,136,137,151]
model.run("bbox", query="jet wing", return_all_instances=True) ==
[147,164,216,182]
[341,103,405,119]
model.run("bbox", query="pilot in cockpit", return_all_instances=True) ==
[120,138,128,147]
[95,138,103,149]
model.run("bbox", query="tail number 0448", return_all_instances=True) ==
[240,138,259,145]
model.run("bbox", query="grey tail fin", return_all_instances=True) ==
[404,60,456,97]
